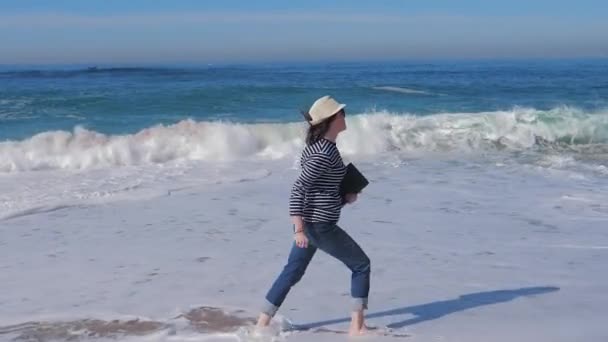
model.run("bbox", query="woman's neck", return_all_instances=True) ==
[323,130,338,143]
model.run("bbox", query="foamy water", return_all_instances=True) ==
[2,108,607,222]
[2,155,607,341]
[2,108,607,172]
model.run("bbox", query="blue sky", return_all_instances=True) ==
[1,0,607,64]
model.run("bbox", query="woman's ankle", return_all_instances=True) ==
[256,313,272,327]
[350,310,365,330]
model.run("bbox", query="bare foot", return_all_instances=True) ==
[348,328,366,336]
[349,310,367,336]
[349,324,376,337]
[256,313,271,328]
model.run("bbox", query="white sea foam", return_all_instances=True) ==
[372,86,435,95]
[2,155,607,342]
[1,107,607,173]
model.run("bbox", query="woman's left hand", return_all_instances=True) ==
[344,193,358,204]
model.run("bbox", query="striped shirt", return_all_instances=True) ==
[289,138,347,223]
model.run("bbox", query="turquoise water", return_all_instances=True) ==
[2,60,607,141]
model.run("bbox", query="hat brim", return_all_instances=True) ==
[309,104,346,126]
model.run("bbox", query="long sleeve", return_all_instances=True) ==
[289,153,332,216]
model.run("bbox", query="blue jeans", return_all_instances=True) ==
[262,222,371,317]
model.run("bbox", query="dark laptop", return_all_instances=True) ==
[340,163,369,196]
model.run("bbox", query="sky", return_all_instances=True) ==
[0,0,607,64]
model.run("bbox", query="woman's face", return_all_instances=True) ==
[331,110,347,133]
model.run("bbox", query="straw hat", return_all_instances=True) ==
[307,95,346,126]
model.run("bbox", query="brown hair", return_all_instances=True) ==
[301,110,338,146]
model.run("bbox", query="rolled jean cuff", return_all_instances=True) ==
[262,299,279,317]
[352,297,368,311]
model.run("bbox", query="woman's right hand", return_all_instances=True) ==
[292,216,308,248]
[294,231,309,249]
[344,192,358,204]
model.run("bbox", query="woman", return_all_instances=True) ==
[256,95,371,336]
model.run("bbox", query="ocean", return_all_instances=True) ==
[1,60,607,166]
[1,60,608,341]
